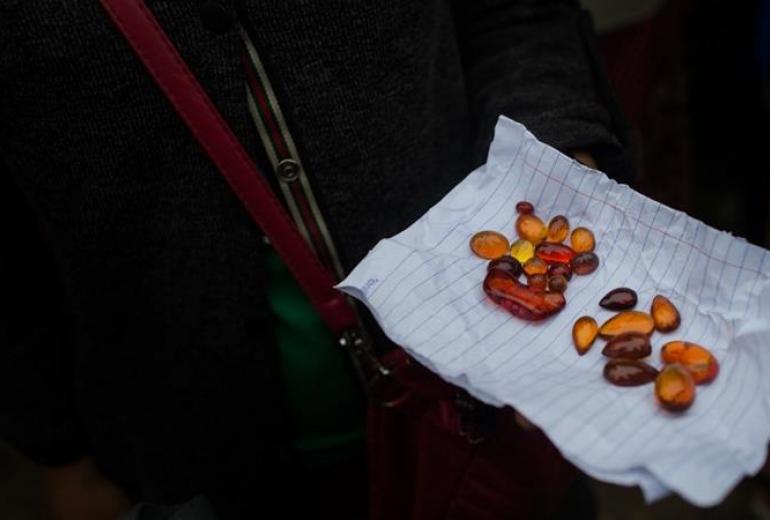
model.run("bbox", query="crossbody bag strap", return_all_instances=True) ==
[96,0,356,334]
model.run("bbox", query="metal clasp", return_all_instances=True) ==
[339,328,389,383]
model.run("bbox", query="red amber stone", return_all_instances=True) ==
[602,333,652,359]
[516,200,534,215]
[548,262,572,280]
[572,252,599,275]
[487,256,523,278]
[527,273,548,291]
[483,269,566,321]
[599,288,637,310]
[535,243,576,265]
[603,360,659,386]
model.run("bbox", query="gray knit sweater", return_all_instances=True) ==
[0,0,631,517]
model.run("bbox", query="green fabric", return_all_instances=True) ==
[263,247,365,468]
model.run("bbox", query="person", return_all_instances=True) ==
[0,1,632,518]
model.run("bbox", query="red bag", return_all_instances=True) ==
[368,350,577,519]
[99,2,578,517]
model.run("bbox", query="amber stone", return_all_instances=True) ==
[535,243,576,265]
[570,227,595,253]
[599,288,638,311]
[603,359,659,386]
[516,200,534,215]
[548,262,572,280]
[510,239,535,264]
[487,256,523,278]
[572,252,600,275]
[470,231,509,259]
[602,333,651,359]
[523,257,548,276]
[660,341,719,384]
[573,316,599,355]
[547,215,570,243]
[651,295,681,332]
[527,273,548,291]
[547,274,568,293]
[599,311,655,338]
[483,269,566,321]
[655,364,696,412]
[515,214,547,245]
[660,341,687,364]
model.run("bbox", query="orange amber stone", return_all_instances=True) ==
[599,311,655,339]
[655,364,696,412]
[515,214,547,245]
[660,341,719,384]
[527,273,548,291]
[523,257,548,276]
[510,239,535,264]
[516,201,534,215]
[651,295,681,332]
[535,243,576,265]
[572,252,599,275]
[484,269,566,321]
[547,215,570,243]
[547,274,568,293]
[570,227,595,253]
[660,341,687,364]
[572,316,598,355]
[470,231,510,260]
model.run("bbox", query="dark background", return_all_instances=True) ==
[1,1,769,518]
[585,0,770,516]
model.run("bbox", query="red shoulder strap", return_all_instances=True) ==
[98,0,356,334]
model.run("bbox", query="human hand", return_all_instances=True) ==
[572,150,598,169]
[38,456,134,520]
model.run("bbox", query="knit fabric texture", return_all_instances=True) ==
[0,0,632,516]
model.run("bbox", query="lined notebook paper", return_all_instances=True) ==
[337,117,770,506]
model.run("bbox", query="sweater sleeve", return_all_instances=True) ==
[0,158,89,467]
[453,0,634,182]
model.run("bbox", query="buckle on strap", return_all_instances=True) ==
[338,328,390,385]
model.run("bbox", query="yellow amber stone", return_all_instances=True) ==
[599,311,655,339]
[547,215,570,243]
[651,295,681,332]
[469,231,510,260]
[570,227,595,253]
[510,239,535,264]
[515,214,547,245]
[523,257,548,276]
[572,316,598,355]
